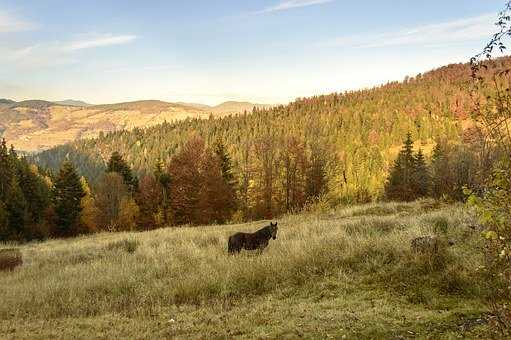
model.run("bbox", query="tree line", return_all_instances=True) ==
[384,132,497,202]
[0,132,330,241]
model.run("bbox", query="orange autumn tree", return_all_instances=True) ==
[168,136,236,226]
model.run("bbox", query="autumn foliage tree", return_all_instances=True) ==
[168,136,236,225]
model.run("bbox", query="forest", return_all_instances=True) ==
[0,57,508,241]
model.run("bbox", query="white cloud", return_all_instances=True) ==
[64,34,137,51]
[1,34,137,70]
[257,0,333,14]
[322,14,496,48]
[0,10,36,33]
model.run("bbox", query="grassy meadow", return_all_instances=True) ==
[0,200,495,339]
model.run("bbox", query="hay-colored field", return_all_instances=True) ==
[0,201,493,339]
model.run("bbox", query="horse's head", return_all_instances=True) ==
[270,222,278,240]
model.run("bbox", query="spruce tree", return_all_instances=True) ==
[107,152,138,192]
[53,161,85,237]
[385,133,416,201]
[214,139,237,214]
[6,176,27,240]
[16,159,51,227]
[214,139,236,188]
[412,149,431,198]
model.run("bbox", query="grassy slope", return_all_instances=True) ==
[0,201,492,339]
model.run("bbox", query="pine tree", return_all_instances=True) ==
[385,133,416,201]
[107,152,138,192]
[53,161,86,237]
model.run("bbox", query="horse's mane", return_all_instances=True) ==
[254,225,272,238]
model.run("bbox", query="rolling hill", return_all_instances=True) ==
[0,99,270,152]
[32,57,504,203]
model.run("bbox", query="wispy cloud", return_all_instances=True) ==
[257,0,333,14]
[322,14,496,48]
[0,10,36,33]
[1,33,138,70]
[64,34,137,51]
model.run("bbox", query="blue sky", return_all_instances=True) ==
[0,0,507,105]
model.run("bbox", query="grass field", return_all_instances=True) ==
[0,200,494,339]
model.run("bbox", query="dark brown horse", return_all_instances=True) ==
[228,222,278,254]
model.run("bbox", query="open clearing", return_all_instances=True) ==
[0,201,493,339]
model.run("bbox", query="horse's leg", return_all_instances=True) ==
[257,241,268,254]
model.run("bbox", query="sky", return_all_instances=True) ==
[0,0,508,105]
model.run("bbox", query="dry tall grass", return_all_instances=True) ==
[0,200,486,324]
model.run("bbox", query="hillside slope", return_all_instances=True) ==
[33,57,509,201]
[0,99,269,152]
[0,201,490,338]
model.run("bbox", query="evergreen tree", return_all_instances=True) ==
[5,176,27,239]
[0,139,14,202]
[107,152,138,192]
[430,141,456,200]
[53,161,86,237]
[214,139,236,188]
[385,133,416,201]
[16,159,51,227]
[412,149,431,198]
[214,139,237,215]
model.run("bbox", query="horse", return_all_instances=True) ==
[228,222,278,254]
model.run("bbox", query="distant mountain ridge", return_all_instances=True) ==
[0,98,273,151]
[53,99,92,107]
[177,101,274,113]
